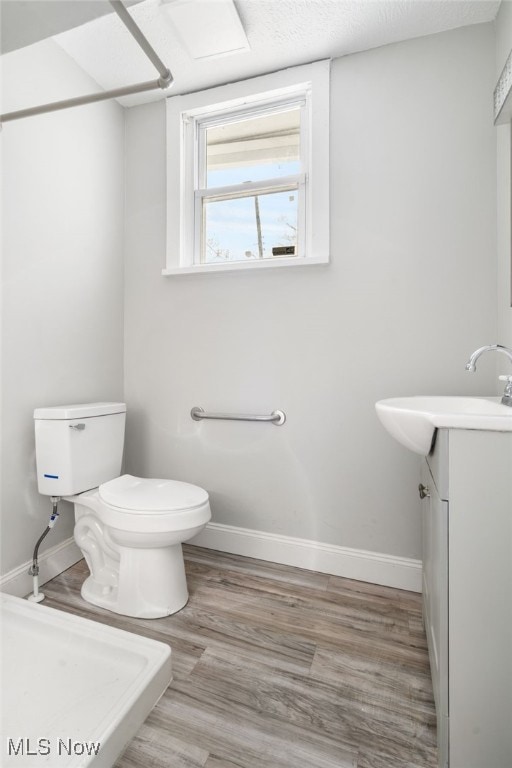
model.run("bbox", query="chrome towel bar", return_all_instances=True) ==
[191,407,286,426]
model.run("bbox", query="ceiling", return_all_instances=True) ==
[0,0,142,55]
[1,0,502,108]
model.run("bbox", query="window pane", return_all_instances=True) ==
[206,107,300,188]
[203,188,298,263]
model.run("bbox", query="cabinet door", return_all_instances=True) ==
[421,461,449,768]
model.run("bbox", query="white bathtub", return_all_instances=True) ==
[0,593,172,767]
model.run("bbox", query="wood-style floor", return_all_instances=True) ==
[41,546,437,768]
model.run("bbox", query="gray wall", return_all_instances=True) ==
[496,0,512,351]
[1,39,125,576]
[124,24,497,561]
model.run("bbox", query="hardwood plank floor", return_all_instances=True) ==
[41,546,437,768]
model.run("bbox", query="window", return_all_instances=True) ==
[164,60,330,275]
[200,104,303,264]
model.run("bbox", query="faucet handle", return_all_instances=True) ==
[499,375,512,407]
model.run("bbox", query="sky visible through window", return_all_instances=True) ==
[204,160,300,263]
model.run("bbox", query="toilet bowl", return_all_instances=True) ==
[69,474,211,619]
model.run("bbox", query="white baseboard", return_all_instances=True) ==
[0,526,421,597]
[0,537,83,598]
[190,522,422,592]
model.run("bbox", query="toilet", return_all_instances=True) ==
[33,402,211,618]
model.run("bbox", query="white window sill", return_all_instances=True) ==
[162,255,329,276]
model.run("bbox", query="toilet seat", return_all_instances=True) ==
[97,474,211,534]
[100,474,209,513]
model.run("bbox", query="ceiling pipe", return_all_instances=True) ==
[0,0,173,125]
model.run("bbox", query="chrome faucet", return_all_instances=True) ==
[465,344,512,407]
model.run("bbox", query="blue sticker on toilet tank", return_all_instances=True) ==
[44,474,59,479]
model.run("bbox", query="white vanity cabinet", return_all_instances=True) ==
[421,429,512,768]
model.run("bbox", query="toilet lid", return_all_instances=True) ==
[99,474,209,513]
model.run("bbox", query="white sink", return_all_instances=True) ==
[375,396,512,455]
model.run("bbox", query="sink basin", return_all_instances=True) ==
[376,396,512,455]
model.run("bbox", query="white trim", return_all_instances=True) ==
[190,522,422,592]
[0,537,82,598]
[0,526,422,596]
[162,255,328,276]
[195,174,302,201]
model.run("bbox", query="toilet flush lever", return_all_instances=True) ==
[69,423,86,430]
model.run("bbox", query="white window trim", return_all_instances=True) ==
[164,59,330,276]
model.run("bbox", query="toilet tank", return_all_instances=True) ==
[34,402,126,496]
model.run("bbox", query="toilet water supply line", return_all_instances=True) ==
[27,497,61,603]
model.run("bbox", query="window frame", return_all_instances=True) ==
[164,60,330,276]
